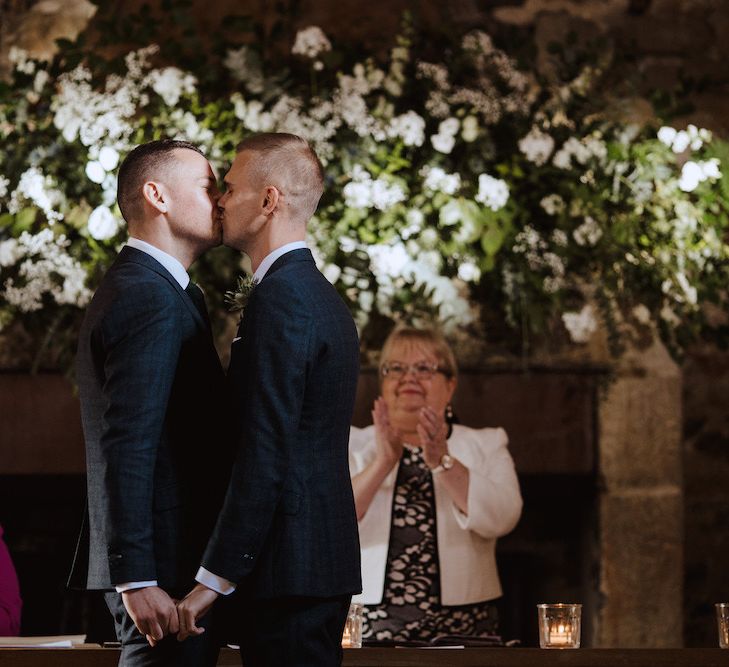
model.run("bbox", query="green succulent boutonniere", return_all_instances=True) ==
[225,274,258,322]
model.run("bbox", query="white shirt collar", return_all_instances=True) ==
[126,237,190,289]
[253,241,307,282]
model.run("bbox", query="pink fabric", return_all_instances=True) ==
[0,525,22,636]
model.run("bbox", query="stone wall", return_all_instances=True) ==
[597,341,683,646]
[683,347,729,647]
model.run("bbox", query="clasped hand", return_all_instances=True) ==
[373,398,448,469]
[122,583,219,646]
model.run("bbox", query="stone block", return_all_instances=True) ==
[493,0,630,26]
[618,14,713,54]
[599,343,682,490]
[598,489,683,647]
[638,55,684,90]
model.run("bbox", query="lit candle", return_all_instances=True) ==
[342,626,352,648]
[548,623,571,646]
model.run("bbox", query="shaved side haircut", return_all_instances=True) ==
[117,139,204,224]
[235,133,325,224]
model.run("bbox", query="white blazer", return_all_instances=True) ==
[349,424,522,606]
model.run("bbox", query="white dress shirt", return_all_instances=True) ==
[126,237,190,289]
[115,238,191,594]
[252,240,307,282]
[195,240,308,596]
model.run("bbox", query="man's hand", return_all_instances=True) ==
[176,583,219,641]
[121,586,179,647]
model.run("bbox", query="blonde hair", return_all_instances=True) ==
[379,326,457,379]
[236,133,324,223]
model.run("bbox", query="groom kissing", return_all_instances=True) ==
[177,133,362,667]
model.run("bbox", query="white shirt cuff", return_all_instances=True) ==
[115,580,158,593]
[195,567,236,595]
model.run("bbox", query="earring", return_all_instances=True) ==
[445,404,454,422]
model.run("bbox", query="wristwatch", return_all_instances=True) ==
[430,453,454,475]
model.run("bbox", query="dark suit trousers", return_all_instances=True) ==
[105,592,219,667]
[238,594,351,667]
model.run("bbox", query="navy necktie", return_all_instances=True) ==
[185,282,210,328]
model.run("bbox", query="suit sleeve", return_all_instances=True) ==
[99,287,182,584]
[202,288,312,583]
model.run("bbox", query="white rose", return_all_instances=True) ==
[438,118,460,137]
[87,205,121,240]
[475,174,509,211]
[458,262,481,282]
[439,200,461,226]
[671,130,690,153]
[679,161,703,192]
[657,126,677,147]
[701,158,721,180]
[85,161,106,184]
[98,147,120,171]
[0,239,21,267]
[343,181,372,209]
[406,209,424,227]
[322,264,342,284]
[420,228,438,247]
[431,133,456,154]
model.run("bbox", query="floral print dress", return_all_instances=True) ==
[362,445,499,643]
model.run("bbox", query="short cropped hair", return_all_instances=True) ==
[117,139,204,224]
[379,326,458,380]
[235,133,324,223]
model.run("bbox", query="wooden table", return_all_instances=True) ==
[1,647,729,666]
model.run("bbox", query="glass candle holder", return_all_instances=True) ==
[537,603,582,649]
[342,602,363,648]
[716,603,729,648]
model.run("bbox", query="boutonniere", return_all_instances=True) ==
[224,274,258,322]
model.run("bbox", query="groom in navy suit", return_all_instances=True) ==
[177,133,361,666]
[73,139,230,666]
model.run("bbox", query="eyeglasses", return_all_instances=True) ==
[380,361,450,381]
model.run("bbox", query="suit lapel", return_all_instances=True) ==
[115,246,208,331]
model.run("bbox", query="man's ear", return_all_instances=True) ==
[261,185,280,215]
[142,181,168,214]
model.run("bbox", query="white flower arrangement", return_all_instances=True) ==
[1,16,728,369]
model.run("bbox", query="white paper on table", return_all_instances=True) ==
[0,635,86,648]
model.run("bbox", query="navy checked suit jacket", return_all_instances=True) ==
[71,246,231,594]
[202,248,362,599]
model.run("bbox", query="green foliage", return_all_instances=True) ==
[0,7,728,372]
